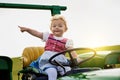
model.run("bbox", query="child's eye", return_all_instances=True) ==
[59,25,62,27]
[52,25,56,27]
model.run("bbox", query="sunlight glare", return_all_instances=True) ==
[86,36,107,48]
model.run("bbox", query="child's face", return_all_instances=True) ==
[50,19,66,37]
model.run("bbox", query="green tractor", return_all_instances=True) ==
[18,46,120,80]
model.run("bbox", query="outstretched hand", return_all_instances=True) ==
[18,26,28,32]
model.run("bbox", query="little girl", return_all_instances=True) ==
[18,15,78,80]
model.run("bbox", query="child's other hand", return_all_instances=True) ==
[77,58,83,63]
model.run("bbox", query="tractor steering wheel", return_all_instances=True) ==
[49,48,96,68]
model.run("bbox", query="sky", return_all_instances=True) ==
[0,0,120,57]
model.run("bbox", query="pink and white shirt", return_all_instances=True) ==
[43,32,73,52]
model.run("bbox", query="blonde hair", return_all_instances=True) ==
[50,14,68,31]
